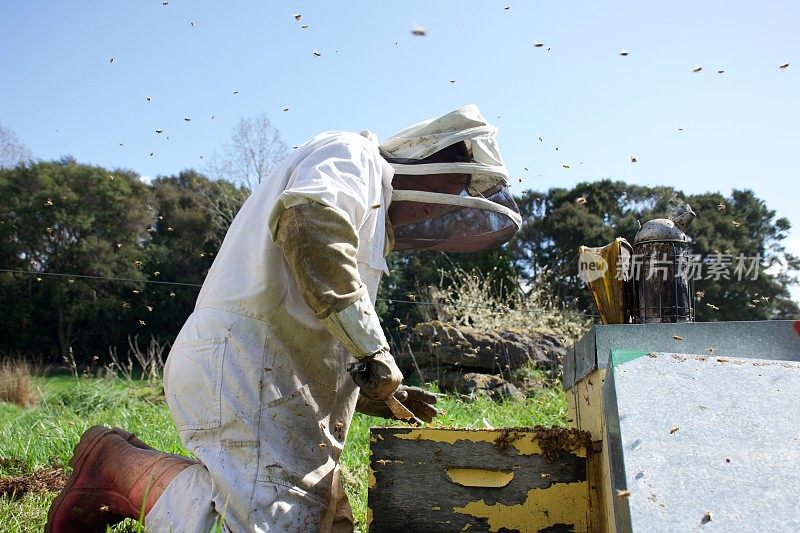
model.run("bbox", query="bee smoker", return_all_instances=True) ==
[631,206,696,323]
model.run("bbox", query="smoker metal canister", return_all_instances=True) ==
[632,214,695,323]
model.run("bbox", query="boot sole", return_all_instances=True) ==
[45,426,146,533]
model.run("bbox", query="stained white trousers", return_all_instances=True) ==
[145,307,360,532]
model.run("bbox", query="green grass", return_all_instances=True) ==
[0,376,567,532]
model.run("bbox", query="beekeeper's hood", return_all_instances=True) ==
[379,104,522,253]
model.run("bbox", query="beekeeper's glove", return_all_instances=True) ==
[356,384,438,422]
[348,350,403,402]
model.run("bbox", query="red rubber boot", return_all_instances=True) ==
[46,426,197,533]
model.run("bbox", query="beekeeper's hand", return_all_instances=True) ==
[349,351,403,402]
[356,385,439,423]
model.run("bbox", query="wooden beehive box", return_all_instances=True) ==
[368,427,594,532]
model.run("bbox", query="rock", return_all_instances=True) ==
[438,371,523,401]
[406,320,566,373]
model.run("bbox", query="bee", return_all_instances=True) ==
[155,129,163,134]
[669,427,679,434]
[190,21,196,28]
[533,42,544,48]
[692,65,703,73]
[717,69,725,74]
[122,302,131,309]
[184,117,192,122]
[616,489,631,500]
[731,221,741,227]
[313,50,322,57]
[779,63,790,69]
[706,303,719,310]
[146,305,153,312]
[68,279,75,284]
[169,292,176,298]
[717,203,726,210]
[138,320,146,326]
[133,260,143,267]
[619,49,629,56]
[44,198,54,206]
[107,174,115,180]
[630,155,637,163]
[673,335,683,341]
[562,164,571,169]
[301,25,309,29]
[153,271,160,276]
[411,25,427,36]
[293,14,302,21]
[109,57,115,64]
[407,294,417,301]
[575,196,587,205]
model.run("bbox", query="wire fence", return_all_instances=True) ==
[0,268,438,305]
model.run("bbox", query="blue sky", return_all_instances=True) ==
[2,1,798,300]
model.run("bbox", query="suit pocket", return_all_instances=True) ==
[164,337,225,431]
[257,384,334,503]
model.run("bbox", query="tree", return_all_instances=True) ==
[0,159,154,359]
[205,114,289,190]
[0,121,32,169]
[510,180,799,321]
[687,190,799,320]
[511,180,665,311]
[141,171,248,341]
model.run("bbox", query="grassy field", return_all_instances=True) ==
[0,374,568,532]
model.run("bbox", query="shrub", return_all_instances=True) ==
[0,359,39,407]
[421,266,590,343]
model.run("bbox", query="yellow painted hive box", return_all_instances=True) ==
[368,427,595,533]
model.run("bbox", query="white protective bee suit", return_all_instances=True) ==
[146,105,521,532]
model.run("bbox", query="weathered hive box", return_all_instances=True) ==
[564,320,800,532]
[368,427,595,532]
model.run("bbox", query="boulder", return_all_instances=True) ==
[406,320,566,373]
[437,371,523,401]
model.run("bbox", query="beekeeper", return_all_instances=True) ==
[46,105,522,533]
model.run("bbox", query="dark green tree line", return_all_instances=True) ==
[1,161,797,364]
